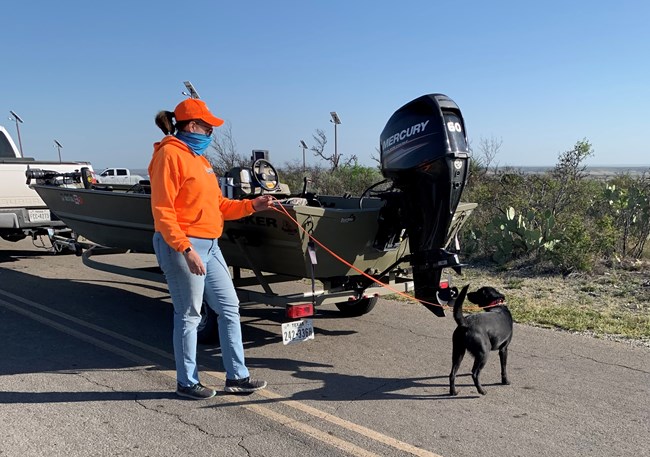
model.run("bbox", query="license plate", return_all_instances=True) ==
[28,209,51,222]
[281,319,314,345]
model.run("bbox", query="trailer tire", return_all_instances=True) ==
[0,231,27,242]
[197,302,219,344]
[335,296,378,317]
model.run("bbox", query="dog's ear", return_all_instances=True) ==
[484,287,505,302]
[467,286,503,306]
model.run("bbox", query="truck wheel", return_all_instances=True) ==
[197,302,219,344]
[335,296,378,317]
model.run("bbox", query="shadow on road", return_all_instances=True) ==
[0,251,458,405]
[0,390,176,404]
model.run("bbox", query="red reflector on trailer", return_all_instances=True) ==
[286,303,314,319]
[439,280,449,289]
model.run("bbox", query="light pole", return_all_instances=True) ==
[299,140,308,172]
[330,112,341,166]
[182,81,201,99]
[54,140,63,163]
[8,110,24,157]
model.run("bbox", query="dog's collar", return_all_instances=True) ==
[487,298,505,308]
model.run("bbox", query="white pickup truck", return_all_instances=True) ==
[0,125,94,248]
[97,167,145,185]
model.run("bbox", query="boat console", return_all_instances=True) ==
[379,94,470,316]
[221,158,291,199]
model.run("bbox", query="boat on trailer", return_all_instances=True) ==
[30,93,475,341]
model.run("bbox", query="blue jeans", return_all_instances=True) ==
[153,232,250,387]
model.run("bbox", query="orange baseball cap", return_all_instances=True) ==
[174,98,224,127]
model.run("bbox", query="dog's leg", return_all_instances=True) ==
[471,352,488,395]
[499,345,510,385]
[449,340,465,396]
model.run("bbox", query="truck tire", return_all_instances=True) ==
[197,302,219,344]
[335,296,378,317]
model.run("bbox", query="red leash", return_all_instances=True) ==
[267,198,483,312]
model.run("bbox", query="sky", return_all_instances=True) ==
[2,0,649,171]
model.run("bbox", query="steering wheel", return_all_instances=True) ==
[251,159,280,191]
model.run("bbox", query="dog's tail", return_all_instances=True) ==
[452,284,470,327]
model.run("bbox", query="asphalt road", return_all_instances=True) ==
[1,239,648,457]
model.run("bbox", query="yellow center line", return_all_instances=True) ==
[157,369,380,457]
[203,369,443,457]
[0,289,444,457]
[0,288,174,361]
[267,390,442,457]
[0,297,154,366]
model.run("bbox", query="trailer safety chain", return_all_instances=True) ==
[268,198,487,313]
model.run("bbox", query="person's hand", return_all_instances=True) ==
[183,250,206,275]
[252,195,275,212]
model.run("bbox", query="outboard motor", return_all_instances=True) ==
[380,94,470,316]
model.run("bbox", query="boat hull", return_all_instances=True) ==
[31,186,154,253]
[32,185,476,279]
[221,197,412,278]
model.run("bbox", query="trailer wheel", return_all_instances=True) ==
[335,296,378,317]
[0,231,27,242]
[197,302,219,344]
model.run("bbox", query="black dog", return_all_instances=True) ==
[449,285,513,396]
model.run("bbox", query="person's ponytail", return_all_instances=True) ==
[155,110,176,135]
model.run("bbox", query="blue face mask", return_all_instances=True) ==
[175,131,212,156]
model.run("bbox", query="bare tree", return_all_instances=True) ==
[477,136,502,172]
[207,121,249,176]
[343,154,359,167]
[370,147,381,167]
[310,128,329,164]
[310,128,359,170]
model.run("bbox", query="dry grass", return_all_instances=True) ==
[456,261,650,346]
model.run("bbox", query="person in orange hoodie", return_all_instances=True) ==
[149,98,273,399]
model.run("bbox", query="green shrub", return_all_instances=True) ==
[545,216,597,273]
[462,140,649,272]
[278,162,383,197]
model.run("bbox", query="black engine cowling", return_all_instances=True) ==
[380,94,470,316]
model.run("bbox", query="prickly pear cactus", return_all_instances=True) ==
[486,207,559,264]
